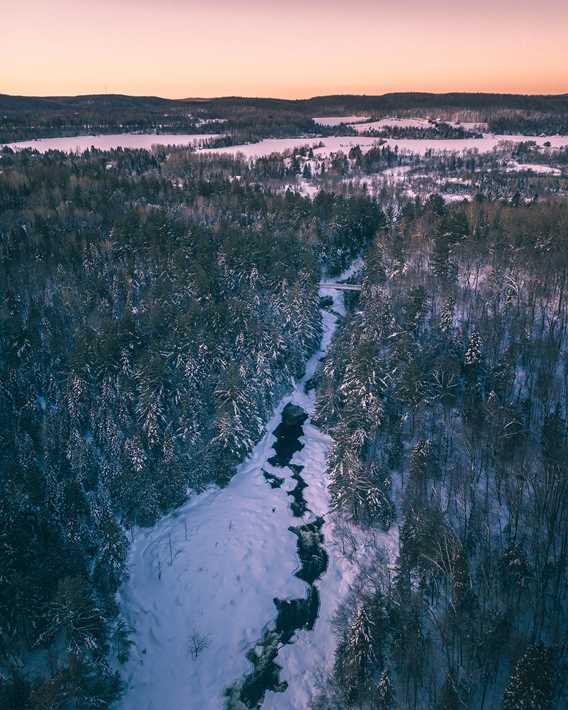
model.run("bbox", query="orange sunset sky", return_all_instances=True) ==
[3,0,568,98]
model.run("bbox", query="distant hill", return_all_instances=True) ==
[305,92,568,114]
[2,91,568,144]
[2,91,568,115]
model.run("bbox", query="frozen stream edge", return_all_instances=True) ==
[118,260,372,710]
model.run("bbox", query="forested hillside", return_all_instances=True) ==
[313,196,568,708]
[2,91,568,143]
[0,146,380,707]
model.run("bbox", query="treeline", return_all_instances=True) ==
[0,147,382,707]
[489,114,568,137]
[313,196,568,708]
[359,123,482,140]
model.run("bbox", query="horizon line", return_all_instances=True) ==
[3,89,568,102]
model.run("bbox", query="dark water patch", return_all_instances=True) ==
[274,586,320,641]
[267,403,308,467]
[287,465,308,517]
[262,469,284,489]
[231,630,287,708]
[319,295,334,309]
[304,375,319,394]
[229,585,320,709]
[290,517,329,584]
[227,592,323,708]
[304,376,316,393]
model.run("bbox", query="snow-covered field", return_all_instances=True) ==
[1,133,222,153]
[203,134,568,159]
[316,115,489,133]
[313,115,370,126]
[448,120,489,131]
[118,262,386,710]
[198,136,384,159]
[7,129,568,161]
[349,116,432,132]
[377,133,568,154]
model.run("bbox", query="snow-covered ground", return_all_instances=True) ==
[1,133,222,153]
[118,261,384,710]
[349,116,432,132]
[312,115,370,126]
[296,178,320,199]
[506,161,563,176]
[12,130,565,160]
[203,134,568,159]
[448,120,489,132]
[380,165,414,181]
[318,116,488,133]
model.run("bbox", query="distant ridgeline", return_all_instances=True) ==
[2,91,568,143]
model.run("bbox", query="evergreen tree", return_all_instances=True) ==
[376,670,397,709]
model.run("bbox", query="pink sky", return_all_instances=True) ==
[3,0,568,97]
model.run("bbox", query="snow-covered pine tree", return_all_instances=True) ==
[340,337,386,437]
[440,296,456,335]
[334,603,377,705]
[464,330,482,367]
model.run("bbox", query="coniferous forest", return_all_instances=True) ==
[313,197,568,709]
[2,95,568,709]
[0,145,380,707]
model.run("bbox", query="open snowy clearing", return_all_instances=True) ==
[1,133,222,153]
[506,161,563,176]
[349,116,433,132]
[448,120,489,131]
[312,115,370,126]
[118,260,393,710]
[7,131,568,160]
[203,134,568,159]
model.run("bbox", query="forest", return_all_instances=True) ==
[312,196,568,709]
[2,135,568,709]
[0,145,380,707]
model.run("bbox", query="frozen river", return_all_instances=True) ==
[118,263,366,710]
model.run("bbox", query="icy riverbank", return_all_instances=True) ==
[118,262,365,709]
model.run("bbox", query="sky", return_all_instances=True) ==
[3,0,568,98]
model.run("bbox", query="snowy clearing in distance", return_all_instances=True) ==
[118,261,393,710]
[1,133,222,153]
[7,130,568,160]
[313,115,370,126]
[203,134,568,159]
[315,116,490,133]
[349,116,433,132]
[506,161,563,175]
[448,120,489,131]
